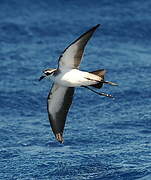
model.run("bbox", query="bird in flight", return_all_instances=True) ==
[39,24,117,143]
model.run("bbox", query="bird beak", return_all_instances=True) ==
[39,75,46,81]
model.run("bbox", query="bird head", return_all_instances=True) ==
[39,68,57,81]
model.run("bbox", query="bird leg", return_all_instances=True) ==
[103,81,118,86]
[82,86,113,98]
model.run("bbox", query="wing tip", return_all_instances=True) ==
[93,24,101,29]
[96,24,101,27]
[89,24,100,33]
[55,133,64,143]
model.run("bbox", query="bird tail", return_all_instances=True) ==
[89,69,118,88]
[89,69,105,88]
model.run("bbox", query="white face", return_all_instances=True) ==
[43,69,55,76]
[39,68,56,81]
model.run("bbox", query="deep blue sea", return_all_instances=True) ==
[0,0,151,179]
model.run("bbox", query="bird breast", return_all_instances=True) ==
[54,69,102,87]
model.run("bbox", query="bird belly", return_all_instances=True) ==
[54,69,102,87]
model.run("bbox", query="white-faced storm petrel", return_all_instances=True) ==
[39,24,117,143]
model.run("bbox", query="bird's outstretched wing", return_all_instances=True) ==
[58,24,100,70]
[47,83,74,143]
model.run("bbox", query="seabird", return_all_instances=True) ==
[39,24,117,143]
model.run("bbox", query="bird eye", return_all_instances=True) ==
[45,72,50,76]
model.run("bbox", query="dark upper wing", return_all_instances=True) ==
[58,24,100,70]
[47,83,74,143]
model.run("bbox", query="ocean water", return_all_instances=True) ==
[0,0,151,179]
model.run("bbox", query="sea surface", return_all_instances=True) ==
[0,0,151,179]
